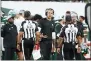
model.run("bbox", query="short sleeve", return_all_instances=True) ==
[77,21,84,37]
[77,30,84,37]
[1,25,5,37]
[52,20,56,32]
[20,21,24,32]
[55,24,62,34]
[59,26,65,37]
[35,27,38,32]
[33,22,39,32]
[38,19,43,30]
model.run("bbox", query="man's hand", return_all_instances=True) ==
[83,29,88,34]
[35,40,39,45]
[57,48,60,54]
[36,31,41,42]
[17,44,20,51]
[40,33,48,38]
[57,37,63,49]
[77,47,81,53]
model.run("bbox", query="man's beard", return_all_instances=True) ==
[9,22,14,24]
[47,17,53,20]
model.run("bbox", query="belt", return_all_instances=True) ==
[23,38,34,40]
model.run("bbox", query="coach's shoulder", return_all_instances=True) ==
[42,18,46,20]
[39,18,45,24]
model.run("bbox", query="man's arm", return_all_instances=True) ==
[17,21,24,44]
[76,36,83,46]
[16,32,24,51]
[35,31,41,44]
[57,37,64,54]
[16,22,24,51]
[57,37,64,48]
[57,27,65,53]
[57,26,65,47]
[76,26,85,53]
[76,28,84,46]
[1,25,5,37]
[17,32,24,44]
[35,22,42,44]
[76,35,83,53]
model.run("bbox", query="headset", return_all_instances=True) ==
[45,8,54,16]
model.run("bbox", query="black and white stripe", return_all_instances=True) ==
[64,24,78,43]
[20,20,37,40]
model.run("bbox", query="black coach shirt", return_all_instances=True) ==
[1,23,18,48]
[39,18,55,39]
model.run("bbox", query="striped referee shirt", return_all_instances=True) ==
[20,20,38,40]
[59,24,79,43]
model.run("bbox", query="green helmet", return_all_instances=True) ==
[8,10,16,17]
[1,16,8,24]
[6,10,16,20]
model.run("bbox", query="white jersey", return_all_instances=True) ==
[14,16,25,33]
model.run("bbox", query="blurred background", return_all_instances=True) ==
[1,0,91,2]
[0,0,91,60]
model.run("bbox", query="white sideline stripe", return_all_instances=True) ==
[22,40,25,60]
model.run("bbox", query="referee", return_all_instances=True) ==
[57,15,83,60]
[17,11,39,60]
[39,8,55,60]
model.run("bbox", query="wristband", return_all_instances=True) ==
[52,32,56,39]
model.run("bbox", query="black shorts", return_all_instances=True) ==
[16,43,22,52]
